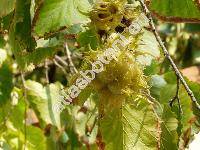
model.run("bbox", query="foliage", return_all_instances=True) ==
[149,0,200,22]
[0,0,200,150]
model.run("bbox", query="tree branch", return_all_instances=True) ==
[138,0,200,110]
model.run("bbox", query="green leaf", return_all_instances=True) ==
[2,125,46,150]
[159,84,176,104]
[163,72,177,84]
[26,80,62,129]
[178,86,195,132]
[24,46,59,67]
[0,88,46,149]
[149,0,200,22]
[0,12,14,31]
[163,73,195,133]
[100,96,159,150]
[0,0,15,18]
[9,0,36,69]
[150,75,167,99]
[66,95,98,145]
[188,81,200,124]
[0,35,6,48]
[0,87,23,134]
[158,73,195,145]
[160,105,178,150]
[173,86,195,148]
[184,24,200,33]
[144,60,160,76]
[9,95,25,130]
[0,48,7,66]
[26,126,46,150]
[59,131,69,144]
[100,106,123,149]
[135,30,161,66]
[33,0,92,36]
[0,63,13,104]
[78,28,99,50]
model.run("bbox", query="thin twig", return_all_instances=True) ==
[55,55,69,67]
[53,59,68,75]
[21,72,27,150]
[169,76,183,114]
[65,43,78,74]
[45,59,49,84]
[14,54,83,77]
[138,0,200,111]
[176,80,183,114]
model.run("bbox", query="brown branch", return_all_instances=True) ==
[138,0,200,111]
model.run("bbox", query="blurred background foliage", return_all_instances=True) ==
[0,0,200,150]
